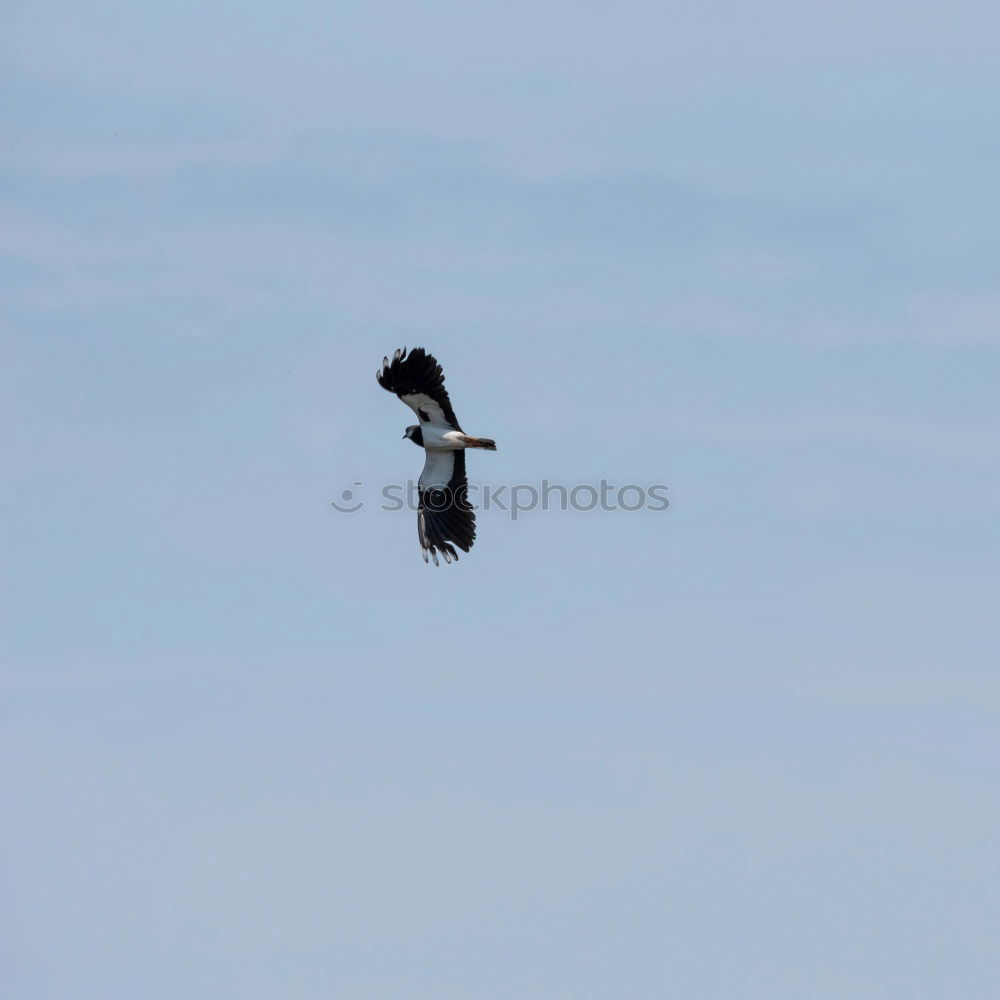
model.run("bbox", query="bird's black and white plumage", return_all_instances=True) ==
[377,347,497,565]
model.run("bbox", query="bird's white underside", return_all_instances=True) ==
[423,426,467,450]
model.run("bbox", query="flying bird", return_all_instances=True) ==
[377,347,497,565]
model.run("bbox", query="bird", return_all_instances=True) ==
[377,347,497,565]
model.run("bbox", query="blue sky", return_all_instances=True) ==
[3,1,999,997]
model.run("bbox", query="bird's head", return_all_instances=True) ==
[403,424,423,446]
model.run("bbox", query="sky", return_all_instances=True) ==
[3,1,1000,997]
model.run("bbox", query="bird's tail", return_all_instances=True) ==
[463,435,497,450]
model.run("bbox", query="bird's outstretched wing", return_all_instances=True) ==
[417,449,476,565]
[377,347,463,430]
